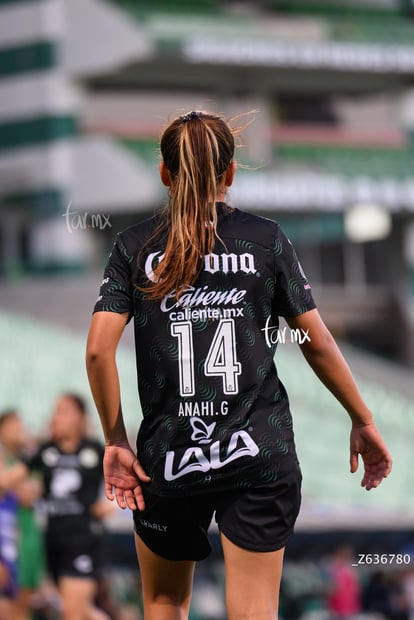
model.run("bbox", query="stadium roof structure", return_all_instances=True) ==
[0,305,412,530]
[94,1,414,93]
[2,0,414,217]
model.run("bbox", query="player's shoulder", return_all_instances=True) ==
[224,206,281,247]
[27,440,60,467]
[234,208,279,229]
[105,213,163,266]
[77,438,104,469]
[117,213,163,247]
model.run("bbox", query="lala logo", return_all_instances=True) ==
[190,419,216,444]
[164,418,259,481]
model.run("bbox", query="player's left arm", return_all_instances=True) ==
[286,308,392,489]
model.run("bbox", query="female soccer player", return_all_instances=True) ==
[27,394,111,620]
[0,409,45,620]
[86,110,392,620]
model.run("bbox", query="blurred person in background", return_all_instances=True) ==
[0,452,18,620]
[0,409,46,620]
[362,570,393,619]
[86,110,392,620]
[362,570,409,620]
[401,566,414,620]
[25,393,113,620]
[324,545,361,620]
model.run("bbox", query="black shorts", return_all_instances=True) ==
[45,531,105,583]
[133,464,302,561]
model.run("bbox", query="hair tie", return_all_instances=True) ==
[181,111,201,123]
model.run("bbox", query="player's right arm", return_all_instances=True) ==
[86,311,150,511]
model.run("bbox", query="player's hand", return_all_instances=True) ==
[350,422,392,490]
[103,443,151,511]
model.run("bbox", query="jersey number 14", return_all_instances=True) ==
[171,319,242,397]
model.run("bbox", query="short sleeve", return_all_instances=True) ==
[93,233,134,318]
[273,224,316,317]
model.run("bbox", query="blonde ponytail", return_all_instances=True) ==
[139,111,235,301]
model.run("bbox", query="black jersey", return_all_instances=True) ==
[94,203,316,495]
[27,438,104,536]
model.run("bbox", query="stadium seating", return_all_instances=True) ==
[0,310,141,438]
